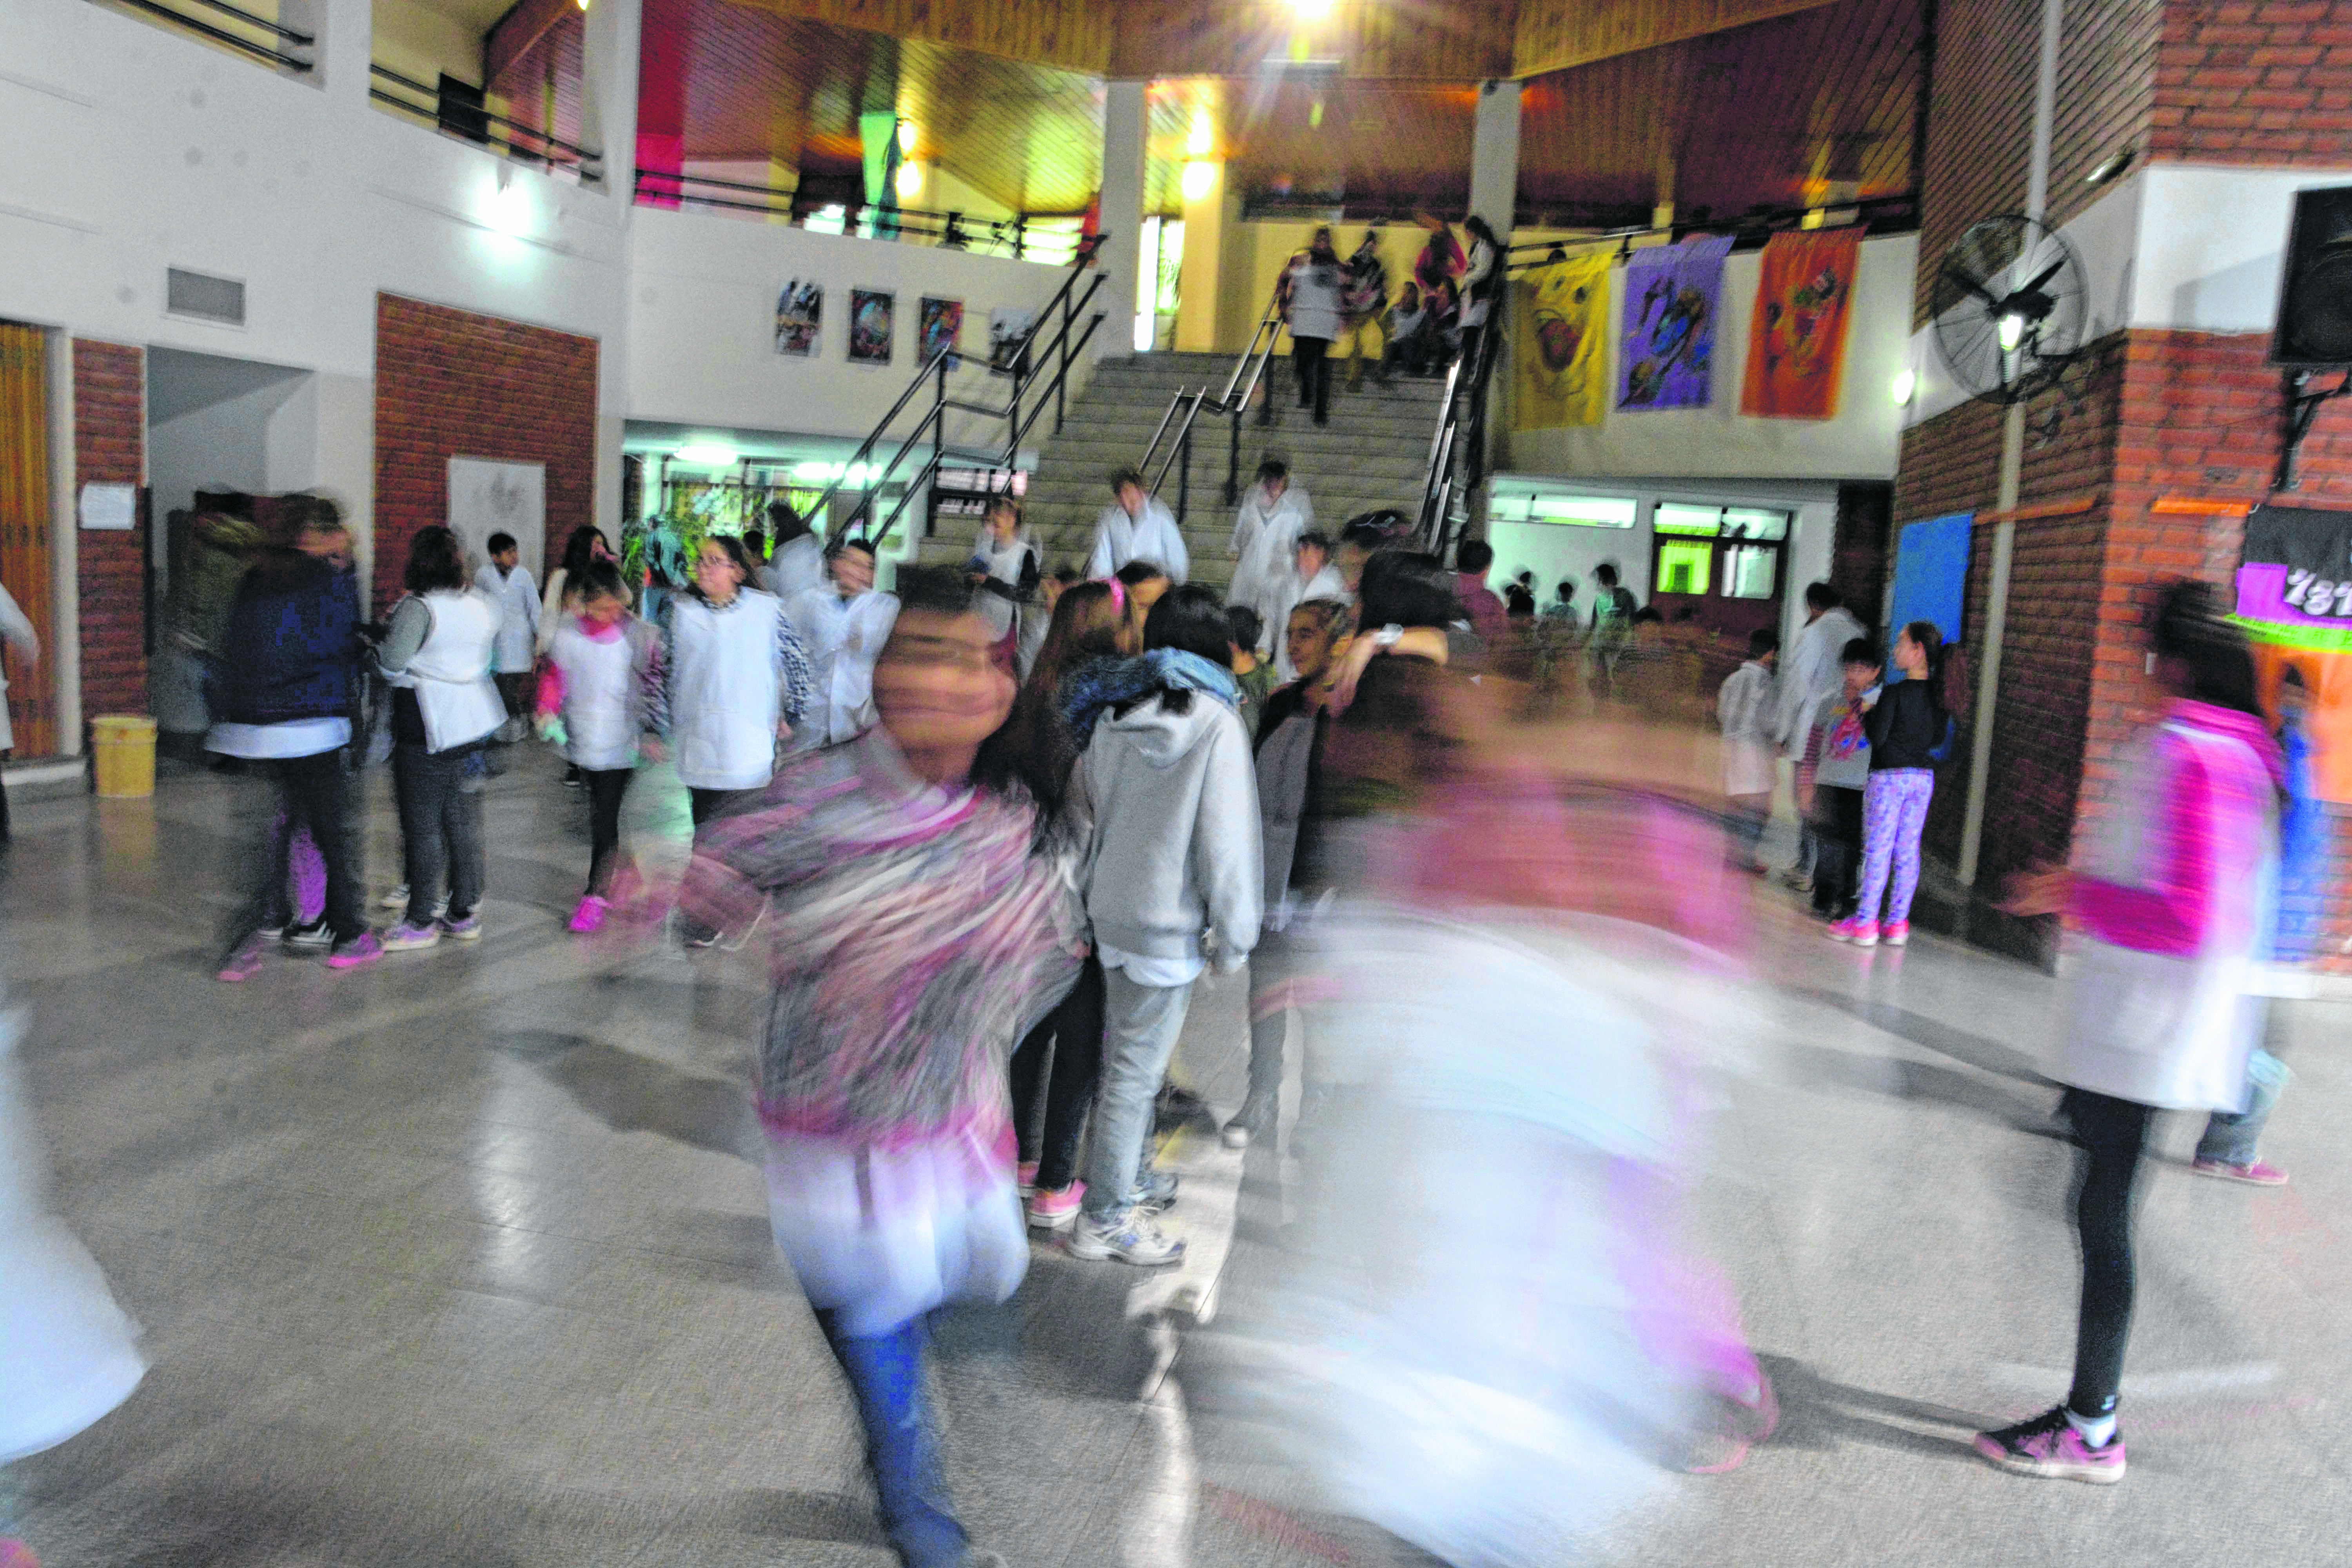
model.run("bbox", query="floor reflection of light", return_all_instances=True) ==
[470,1059,564,1267]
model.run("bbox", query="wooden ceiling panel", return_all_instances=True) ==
[1513,0,1846,77]
[1111,0,1513,82]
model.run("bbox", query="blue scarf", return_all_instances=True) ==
[1062,649,1238,746]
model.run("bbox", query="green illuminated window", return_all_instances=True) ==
[1655,539,1712,596]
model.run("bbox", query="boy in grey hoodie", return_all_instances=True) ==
[1065,585,1263,1266]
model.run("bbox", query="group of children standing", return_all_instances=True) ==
[1714,580,1955,947]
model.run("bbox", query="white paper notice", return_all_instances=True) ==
[78,482,136,531]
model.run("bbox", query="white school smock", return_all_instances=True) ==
[1228,485,1314,628]
[548,621,644,771]
[474,563,540,674]
[386,589,505,753]
[671,588,789,789]
[786,587,900,749]
[1086,498,1191,583]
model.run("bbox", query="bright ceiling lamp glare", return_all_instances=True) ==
[1997,312,2027,352]
[485,166,532,237]
[1181,160,1217,203]
[674,444,739,468]
[897,119,917,154]
[1186,109,1214,160]
[1290,0,1333,17]
[895,160,924,200]
[1891,367,1917,406]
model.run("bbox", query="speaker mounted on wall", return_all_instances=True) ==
[2273,183,2352,367]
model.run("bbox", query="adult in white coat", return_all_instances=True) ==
[653,532,814,824]
[1227,459,1315,648]
[787,537,900,750]
[376,526,506,951]
[0,580,39,843]
[1087,468,1189,584]
[474,530,540,742]
[1774,582,1867,885]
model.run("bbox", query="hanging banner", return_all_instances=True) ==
[2238,504,2352,802]
[1740,229,1861,419]
[1512,252,1610,431]
[1617,235,1732,411]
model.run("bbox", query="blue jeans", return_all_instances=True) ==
[1081,967,1194,1219]
[815,1310,967,1568]
[2196,1008,2291,1167]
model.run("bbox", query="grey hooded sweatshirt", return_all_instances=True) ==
[1079,691,1263,969]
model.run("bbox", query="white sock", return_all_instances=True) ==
[2065,1407,2117,1448]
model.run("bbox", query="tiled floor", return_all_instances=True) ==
[8,755,2350,1567]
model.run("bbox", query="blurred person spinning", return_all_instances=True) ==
[1978,582,2281,1484]
[679,568,1082,1568]
[1716,629,1780,873]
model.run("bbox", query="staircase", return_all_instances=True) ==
[916,352,1445,595]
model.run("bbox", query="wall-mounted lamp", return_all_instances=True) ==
[1891,367,1916,406]
[895,160,924,200]
[1180,159,1217,203]
[2085,148,2135,187]
[1186,109,1214,160]
[1997,313,2027,352]
[675,444,739,468]
[897,119,917,154]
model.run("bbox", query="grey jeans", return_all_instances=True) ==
[2195,1003,2293,1167]
[1080,967,1194,1220]
[393,742,485,920]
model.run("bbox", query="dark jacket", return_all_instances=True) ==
[207,549,362,727]
[1863,678,1944,771]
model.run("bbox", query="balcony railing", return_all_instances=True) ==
[369,64,603,182]
[634,170,1088,266]
[98,0,312,71]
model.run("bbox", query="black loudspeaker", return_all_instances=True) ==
[2274,184,2352,366]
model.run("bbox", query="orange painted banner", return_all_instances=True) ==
[1740,229,1861,420]
[2255,644,2352,804]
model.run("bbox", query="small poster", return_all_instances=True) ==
[446,458,545,581]
[987,305,1036,378]
[849,289,895,366]
[774,279,822,357]
[77,482,137,530]
[919,296,964,370]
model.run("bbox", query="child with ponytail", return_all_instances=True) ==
[1829,620,1949,947]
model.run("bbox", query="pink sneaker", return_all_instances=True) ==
[1973,1406,2125,1483]
[2,1538,45,1568]
[2192,1157,2288,1186]
[1827,916,1879,946]
[1027,1182,1084,1231]
[216,932,269,983]
[567,894,610,935]
[1015,1160,1040,1197]
[1881,920,1910,946]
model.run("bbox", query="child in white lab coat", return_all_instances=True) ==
[1716,628,1779,872]
[474,531,540,742]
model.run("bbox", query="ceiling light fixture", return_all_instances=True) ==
[675,444,739,468]
[897,119,917,153]
[895,160,924,200]
[1186,109,1214,160]
[1292,0,1333,17]
[1181,160,1216,203]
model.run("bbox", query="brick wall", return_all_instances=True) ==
[373,295,598,610]
[2050,0,2164,226]
[1913,0,2041,326]
[73,339,146,722]
[2151,0,2352,164]
[1829,481,1894,623]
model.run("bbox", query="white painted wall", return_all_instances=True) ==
[627,203,1109,442]
[1506,234,1915,483]
[145,348,314,529]
[1483,475,1843,656]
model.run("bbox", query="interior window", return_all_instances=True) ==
[1655,539,1712,595]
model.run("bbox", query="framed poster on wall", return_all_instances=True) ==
[987,306,1035,378]
[775,280,822,357]
[849,289,895,365]
[447,457,545,581]
[918,297,964,370]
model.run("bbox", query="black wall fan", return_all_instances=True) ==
[1931,214,2089,405]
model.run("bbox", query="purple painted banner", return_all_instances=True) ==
[1617,235,1733,412]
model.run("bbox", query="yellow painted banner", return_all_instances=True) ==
[1513,254,1611,430]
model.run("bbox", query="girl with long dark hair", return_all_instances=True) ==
[1829,620,1948,947]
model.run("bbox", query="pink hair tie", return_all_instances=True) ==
[1098,577,1127,614]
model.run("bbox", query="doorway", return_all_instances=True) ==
[1647,501,1790,643]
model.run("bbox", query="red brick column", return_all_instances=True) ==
[73,338,146,723]
[373,295,598,611]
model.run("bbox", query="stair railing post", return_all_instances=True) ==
[1177,421,1192,529]
[1055,284,1071,436]
[1226,402,1242,506]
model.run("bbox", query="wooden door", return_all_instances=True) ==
[0,322,57,757]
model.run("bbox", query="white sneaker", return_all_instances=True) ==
[1067,1209,1184,1267]
[379,884,410,909]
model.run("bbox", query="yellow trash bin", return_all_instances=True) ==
[91,714,158,799]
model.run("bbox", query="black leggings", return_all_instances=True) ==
[2063,1087,2155,1419]
[1292,337,1332,423]
[689,786,735,827]
[1008,956,1105,1192]
[582,767,632,896]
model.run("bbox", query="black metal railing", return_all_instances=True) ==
[1135,284,1287,526]
[106,0,312,70]
[634,171,1090,265]
[1414,305,1504,560]
[369,64,604,180]
[797,241,1110,546]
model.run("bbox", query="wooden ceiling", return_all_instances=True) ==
[650,0,1924,223]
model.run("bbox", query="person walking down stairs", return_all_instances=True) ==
[1282,228,1347,427]
[1227,458,1314,644]
[1087,466,1189,584]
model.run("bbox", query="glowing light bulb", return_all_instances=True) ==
[1997,312,2026,352]
[895,160,923,200]
[897,120,917,153]
[1891,368,1916,405]
[1186,109,1214,159]
[1181,160,1216,203]
[1293,0,1333,17]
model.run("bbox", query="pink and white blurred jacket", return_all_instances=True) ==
[2062,699,2281,1111]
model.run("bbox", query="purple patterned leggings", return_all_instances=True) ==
[1857,768,1934,927]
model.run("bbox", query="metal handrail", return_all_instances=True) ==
[370,64,604,171]
[1414,312,1504,559]
[636,170,1091,263]
[1138,284,1285,519]
[112,0,312,68]
[789,247,1110,542]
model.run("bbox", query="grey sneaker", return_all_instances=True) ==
[1131,1166,1178,1213]
[1067,1208,1183,1267]
[1221,1090,1276,1149]
[439,913,482,941]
